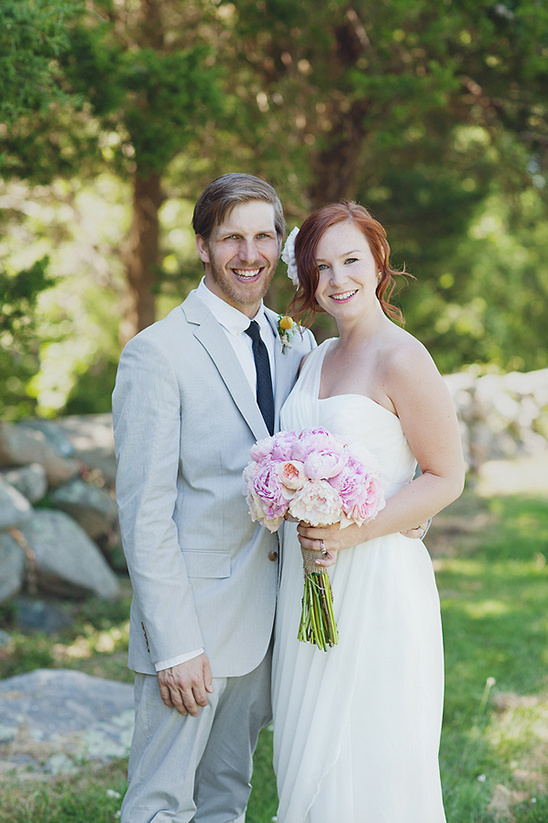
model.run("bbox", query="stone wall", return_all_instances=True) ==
[0,368,547,609]
[445,368,548,473]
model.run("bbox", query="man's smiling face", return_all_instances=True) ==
[196,200,281,318]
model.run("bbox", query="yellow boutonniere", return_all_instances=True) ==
[278,315,299,353]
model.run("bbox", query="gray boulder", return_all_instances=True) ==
[0,422,80,487]
[18,509,119,600]
[19,419,76,458]
[51,477,118,540]
[54,414,116,484]
[0,476,32,530]
[1,463,48,504]
[0,668,134,775]
[0,532,25,604]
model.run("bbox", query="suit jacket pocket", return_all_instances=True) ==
[182,549,231,579]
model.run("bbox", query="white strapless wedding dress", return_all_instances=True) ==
[272,339,447,823]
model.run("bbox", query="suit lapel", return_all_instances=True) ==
[265,309,291,420]
[182,293,270,442]
[264,308,303,428]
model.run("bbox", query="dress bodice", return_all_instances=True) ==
[281,338,417,500]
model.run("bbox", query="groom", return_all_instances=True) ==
[112,173,315,822]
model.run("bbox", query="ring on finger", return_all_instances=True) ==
[319,539,327,556]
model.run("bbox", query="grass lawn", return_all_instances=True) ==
[0,487,546,822]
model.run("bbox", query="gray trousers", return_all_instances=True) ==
[121,652,272,823]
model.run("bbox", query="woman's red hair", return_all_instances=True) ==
[289,202,406,325]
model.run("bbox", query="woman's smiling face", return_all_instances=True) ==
[314,220,379,321]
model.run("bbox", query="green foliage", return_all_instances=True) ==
[0,633,56,680]
[58,1,224,176]
[0,257,58,419]
[403,182,548,373]
[0,173,130,419]
[0,257,56,334]
[0,0,84,125]
[121,47,223,173]
[0,0,92,182]
[213,0,548,196]
[1,0,548,410]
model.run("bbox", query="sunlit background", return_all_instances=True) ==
[1,0,548,419]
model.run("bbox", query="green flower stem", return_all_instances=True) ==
[298,571,339,650]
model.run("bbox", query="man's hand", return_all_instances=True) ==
[400,521,429,539]
[157,654,213,717]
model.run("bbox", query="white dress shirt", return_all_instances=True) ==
[155,278,276,671]
[195,278,276,393]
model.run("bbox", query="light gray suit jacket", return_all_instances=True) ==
[112,292,315,677]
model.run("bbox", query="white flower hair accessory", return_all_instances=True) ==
[281,226,300,287]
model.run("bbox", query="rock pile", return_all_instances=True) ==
[0,414,120,608]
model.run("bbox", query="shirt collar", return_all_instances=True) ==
[196,278,271,338]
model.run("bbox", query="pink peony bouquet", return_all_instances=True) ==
[243,426,385,650]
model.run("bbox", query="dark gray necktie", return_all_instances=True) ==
[245,320,275,435]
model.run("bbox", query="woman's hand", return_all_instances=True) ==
[298,515,430,569]
[297,521,361,568]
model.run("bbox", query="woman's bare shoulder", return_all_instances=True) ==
[379,326,443,401]
[382,324,433,368]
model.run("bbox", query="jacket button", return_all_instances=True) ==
[268,551,278,562]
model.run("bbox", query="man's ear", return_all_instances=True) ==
[195,235,210,264]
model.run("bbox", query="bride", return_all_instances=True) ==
[272,202,465,822]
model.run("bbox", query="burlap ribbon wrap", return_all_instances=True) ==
[301,546,322,576]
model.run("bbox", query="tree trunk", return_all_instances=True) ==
[307,114,369,209]
[121,171,165,344]
[305,14,373,210]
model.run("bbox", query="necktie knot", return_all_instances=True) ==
[245,320,261,342]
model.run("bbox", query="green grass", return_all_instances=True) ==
[0,491,546,822]
[0,763,129,822]
[434,494,548,823]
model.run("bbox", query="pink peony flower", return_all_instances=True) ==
[249,435,277,462]
[330,461,385,525]
[250,459,288,520]
[278,460,306,492]
[304,448,347,481]
[243,427,386,651]
[291,426,342,462]
[289,479,342,526]
[343,476,385,525]
[270,430,299,461]
[245,487,266,520]
[244,427,385,536]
